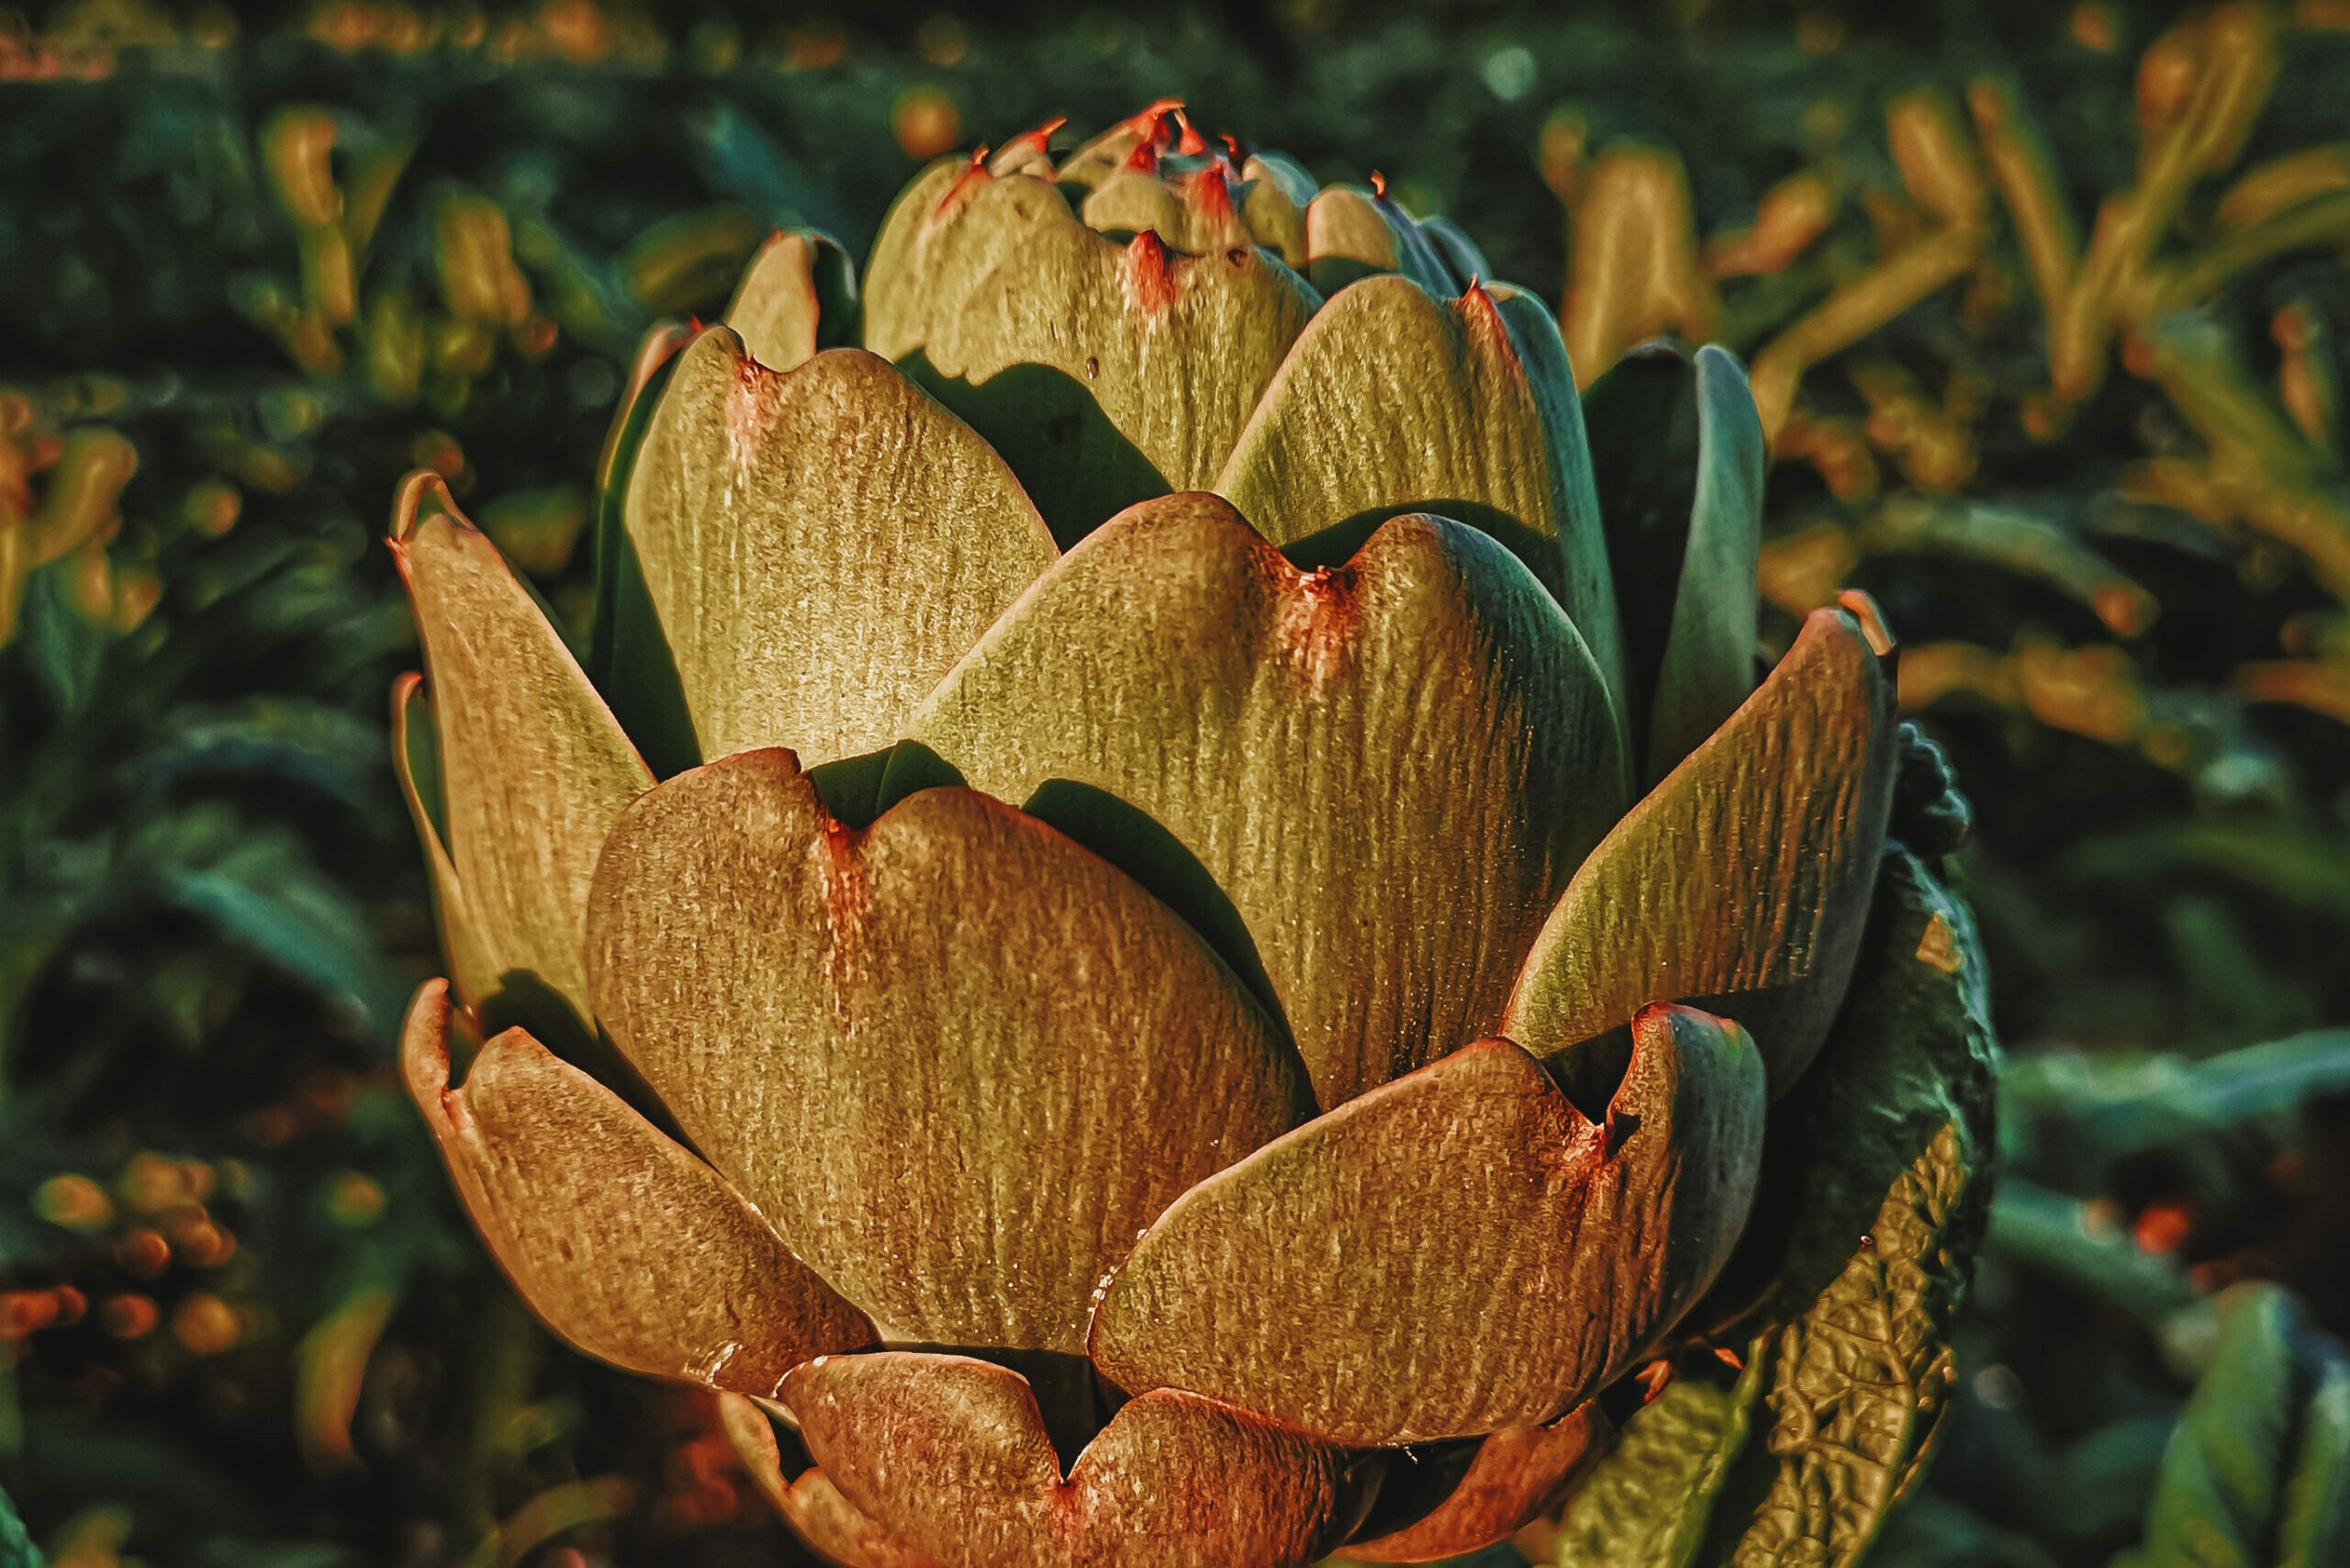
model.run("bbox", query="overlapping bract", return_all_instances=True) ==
[388,103,1954,1568]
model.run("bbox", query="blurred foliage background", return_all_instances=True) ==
[2,0,2349,1563]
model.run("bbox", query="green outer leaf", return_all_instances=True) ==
[2135,1284,2309,1568]
[1091,1013,1764,1447]
[1693,846,1999,1333]
[1692,846,1998,1568]
[391,474,655,1035]
[932,219,1319,541]
[1242,173,1309,269]
[1422,216,1494,293]
[1697,1122,1972,1568]
[851,153,973,362]
[1580,344,1696,746]
[867,157,1318,549]
[1079,168,1248,257]
[1545,1343,1771,1568]
[587,750,1310,1355]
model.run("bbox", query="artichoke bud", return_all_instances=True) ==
[387,103,1994,1568]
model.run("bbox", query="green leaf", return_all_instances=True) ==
[2126,1284,2344,1568]
[0,1479,41,1568]
[1858,496,2154,637]
[1703,1121,1981,1565]
[129,699,390,814]
[190,1544,352,1568]
[17,566,110,718]
[2062,824,2350,921]
[1985,1180,2199,1328]
[616,203,766,317]
[20,1410,267,1532]
[1542,1348,1771,1568]
[688,98,854,243]
[160,857,404,1044]
[2279,1351,2350,1568]
[2000,1029,2350,1163]
[0,897,84,1080]
[1672,849,1997,1564]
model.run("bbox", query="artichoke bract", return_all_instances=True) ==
[389,104,1994,1568]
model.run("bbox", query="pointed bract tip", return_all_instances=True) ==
[1836,588,1897,656]
[388,467,461,548]
[1458,278,1514,352]
[990,118,1068,176]
[1124,228,1179,315]
[934,154,995,224]
[1187,164,1235,218]
[398,977,454,1120]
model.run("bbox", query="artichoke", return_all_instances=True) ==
[390,104,1994,1567]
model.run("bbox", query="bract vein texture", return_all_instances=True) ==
[387,103,1998,1568]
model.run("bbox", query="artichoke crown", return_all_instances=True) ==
[390,104,1984,1568]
